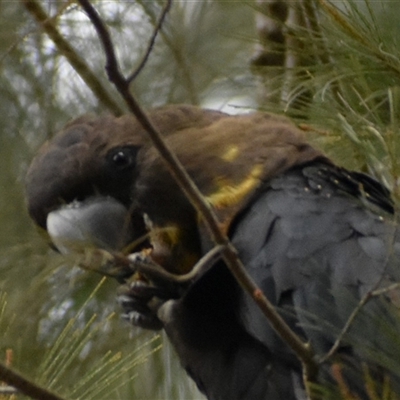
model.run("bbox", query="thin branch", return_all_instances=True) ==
[320,292,372,364]
[76,0,318,381]
[21,0,124,116]
[136,0,199,105]
[129,244,224,283]
[127,0,172,83]
[320,282,400,364]
[0,363,67,400]
[78,245,223,283]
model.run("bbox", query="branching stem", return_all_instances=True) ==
[77,0,318,382]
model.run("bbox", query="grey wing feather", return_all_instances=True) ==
[231,163,400,386]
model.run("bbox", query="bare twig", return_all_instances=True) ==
[320,282,400,364]
[136,0,199,104]
[0,362,67,400]
[370,282,400,298]
[78,245,223,284]
[320,292,373,364]
[21,0,124,116]
[76,230,222,282]
[127,0,172,83]
[126,245,224,284]
[76,0,318,381]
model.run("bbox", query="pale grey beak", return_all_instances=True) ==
[47,196,133,254]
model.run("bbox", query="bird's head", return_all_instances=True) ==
[25,105,226,271]
[26,113,145,254]
[25,105,326,274]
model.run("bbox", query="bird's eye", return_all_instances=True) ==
[113,151,130,167]
[108,147,138,170]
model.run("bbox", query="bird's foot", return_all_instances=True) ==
[116,246,223,330]
[117,280,165,330]
[116,251,185,330]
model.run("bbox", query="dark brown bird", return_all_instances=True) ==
[26,105,400,399]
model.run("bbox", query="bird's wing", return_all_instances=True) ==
[230,162,400,382]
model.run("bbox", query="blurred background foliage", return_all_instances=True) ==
[1,0,400,399]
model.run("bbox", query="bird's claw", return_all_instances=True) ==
[117,280,166,330]
[116,255,184,330]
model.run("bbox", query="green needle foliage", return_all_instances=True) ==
[264,1,400,196]
[2,1,400,399]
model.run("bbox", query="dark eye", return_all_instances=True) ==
[108,146,138,170]
[113,150,130,167]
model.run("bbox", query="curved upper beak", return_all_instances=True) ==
[46,196,134,255]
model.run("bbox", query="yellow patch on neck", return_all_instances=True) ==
[221,145,240,162]
[143,218,199,274]
[206,164,263,210]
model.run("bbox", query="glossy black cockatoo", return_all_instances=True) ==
[26,105,400,399]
